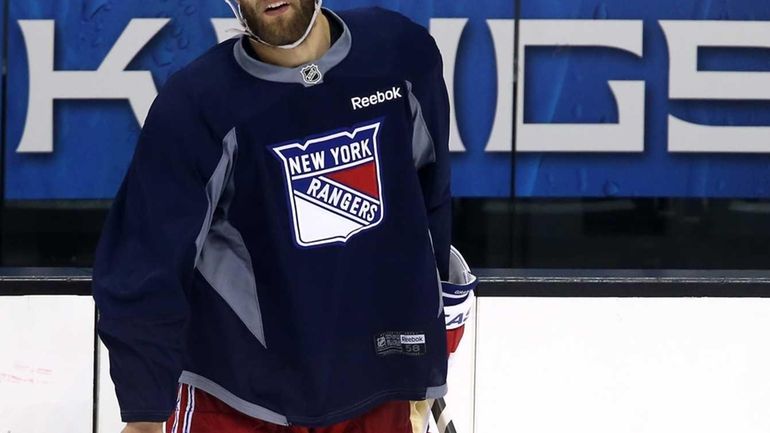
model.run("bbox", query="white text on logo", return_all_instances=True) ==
[351,86,403,110]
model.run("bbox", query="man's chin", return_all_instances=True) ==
[252,26,308,46]
[250,31,304,47]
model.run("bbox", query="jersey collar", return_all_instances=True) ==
[233,8,351,87]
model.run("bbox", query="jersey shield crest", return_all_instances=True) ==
[271,121,385,247]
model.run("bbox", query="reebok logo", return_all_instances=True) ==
[351,86,403,110]
[400,334,426,345]
[375,331,426,357]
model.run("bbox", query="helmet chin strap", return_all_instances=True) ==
[224,0,323,50]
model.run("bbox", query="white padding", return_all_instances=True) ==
[475,297,770,433]
[0,296,95,433]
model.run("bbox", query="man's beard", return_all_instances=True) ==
[241,0,316,46]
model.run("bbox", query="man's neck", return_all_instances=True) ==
[249,11,331,68]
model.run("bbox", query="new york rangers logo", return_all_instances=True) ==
[272,122,385,247]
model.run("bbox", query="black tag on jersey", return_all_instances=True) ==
[374,331,427,357]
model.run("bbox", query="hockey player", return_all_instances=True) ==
[92,1,477,432]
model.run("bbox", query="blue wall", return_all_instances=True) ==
[4,0,770,199]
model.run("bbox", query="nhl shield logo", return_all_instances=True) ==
[272,122,385,247]
[300,64,323,85]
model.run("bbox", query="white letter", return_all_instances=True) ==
[211,18,240,43]
[430,18,468,152]
[661,20,770,152]
[17,19,168,153]
[307,178,322,196]
[517,20,645,152]
[486,19,515,152]
[311,151,325,170]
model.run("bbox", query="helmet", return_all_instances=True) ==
[223,0,323,50]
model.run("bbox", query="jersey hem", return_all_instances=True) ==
[179,370,289,425]
[179,370,447,427]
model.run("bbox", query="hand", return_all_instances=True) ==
[122,422,164,433]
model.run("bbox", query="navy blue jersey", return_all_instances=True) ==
[93,7,472,427]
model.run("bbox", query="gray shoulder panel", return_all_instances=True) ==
[193,129,237,264]
[406,80,437,170]
[195,128,267,347]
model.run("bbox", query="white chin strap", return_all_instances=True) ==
[224,0,323,50]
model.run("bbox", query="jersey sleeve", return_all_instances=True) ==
[407,35,452,280]
[92,74,219,422]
